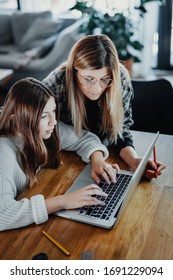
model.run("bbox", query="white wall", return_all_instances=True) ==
[19,0,75,14]
[133,2,159,78]
[19,0,51,12]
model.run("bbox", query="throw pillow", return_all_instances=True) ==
[18,18,63,52]
[0,14,14,45]
[11,11,52,45]
[38,34,58,57]
[15,35,58,70]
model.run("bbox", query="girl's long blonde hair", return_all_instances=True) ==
[66,34,124,142]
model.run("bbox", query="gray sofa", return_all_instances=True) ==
[0,11,84,90]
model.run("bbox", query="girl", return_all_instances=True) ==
[0,77,114,231]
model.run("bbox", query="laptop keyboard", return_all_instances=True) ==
[79,173,132,221]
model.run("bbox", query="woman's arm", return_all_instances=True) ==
[119,145,165,179]
[116,66,165,179]
[59,121,109,162]
[59,121,118,183]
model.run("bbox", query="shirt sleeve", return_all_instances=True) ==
[0,139,48,231]
[59,121,109,162]
[0,178,48,231]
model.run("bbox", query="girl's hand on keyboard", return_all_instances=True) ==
[60,185,108,209]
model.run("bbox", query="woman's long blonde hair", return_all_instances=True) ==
[66,34,124,142]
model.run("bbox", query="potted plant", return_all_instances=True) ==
[70,0,165,71]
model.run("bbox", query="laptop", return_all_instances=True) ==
[56,132,159,229]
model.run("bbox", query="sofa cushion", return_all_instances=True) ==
[11,11,52,45]
[18,18,63,52]
[0,14,14,45]
[59,18,76,29]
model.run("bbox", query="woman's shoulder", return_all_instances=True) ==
[43,62,67,86]
[119,63,134,103]
[119,63,131,82]
[54,63,67,81]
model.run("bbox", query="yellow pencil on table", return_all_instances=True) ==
[42,231,70,256]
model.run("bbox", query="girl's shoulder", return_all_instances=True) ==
[0,137,17,153]
[0,137,18,168]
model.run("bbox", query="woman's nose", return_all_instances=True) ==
[93,81,102,91]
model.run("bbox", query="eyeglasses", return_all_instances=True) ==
[77,72,113,89]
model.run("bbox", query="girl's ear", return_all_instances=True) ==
[10,114,14,120]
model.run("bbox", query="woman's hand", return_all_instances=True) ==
[90,151,120,184]
[132,158,165,179]
[145,158,165,179]
[45,184,108,214]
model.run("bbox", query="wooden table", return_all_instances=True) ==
[0,131,173,260]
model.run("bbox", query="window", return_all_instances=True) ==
[0,0,20,10]
[23,0,129,18]
[156,0,173,69]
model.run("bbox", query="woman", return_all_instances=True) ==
[0,77,113,231]
[43,34,165,180]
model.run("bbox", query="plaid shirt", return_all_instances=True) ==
[43,65,134,154]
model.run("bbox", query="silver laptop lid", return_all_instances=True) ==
[114,131,159,225]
